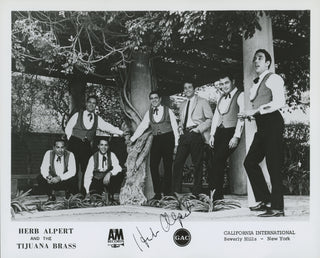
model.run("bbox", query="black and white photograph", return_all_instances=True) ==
[1,1,319,258]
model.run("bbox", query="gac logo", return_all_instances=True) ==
[173,228,191,247]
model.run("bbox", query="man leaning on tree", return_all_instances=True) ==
[65,95,123,196]
[130,90,179,200]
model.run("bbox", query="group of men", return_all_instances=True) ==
[39,49,286,217]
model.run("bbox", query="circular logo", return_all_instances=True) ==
[173,228,191,247]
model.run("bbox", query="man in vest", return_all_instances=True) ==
[172,82,213,196]
[130,91,179,200]
[38,139,77,201]
[65,95,123,196]
[240,49,286,217]
[84,138,123,196]
[208,73,244,201]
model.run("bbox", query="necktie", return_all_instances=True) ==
[253,77,259,84]
[183,100,190,129]
[224,93,231,99]
[102,155,107,168]
[88,113,93,122]
[153,107,159,115]
[56,156,62,163]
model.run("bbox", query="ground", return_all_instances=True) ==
[13,195,309,221]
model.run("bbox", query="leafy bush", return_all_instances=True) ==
[282,123,309,195]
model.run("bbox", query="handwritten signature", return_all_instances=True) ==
[133,202,193,251]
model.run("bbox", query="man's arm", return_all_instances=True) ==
[196,99,213,133]
[64,113,78,140]
[130,111,150,142]
[168,109,179,146]
[59,152,76,181]
[98,117,124,136]
[259,74,286,114]
[40,151,51,179]
[233,92,245,139]
[109,152,122,176]
[83,156,94,194]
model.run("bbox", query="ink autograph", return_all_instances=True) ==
[133,202,193,251]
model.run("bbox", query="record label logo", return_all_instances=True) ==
[108,228,124,248]
[173,228,191,247]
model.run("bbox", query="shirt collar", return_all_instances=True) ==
[258,70,270,81]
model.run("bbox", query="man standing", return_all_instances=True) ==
[38,139,77,201]
[84,138,123,196]
[209,73,244,200]
[130,91,179,200]
[65,95,123,195]
[241,49,286,217]
[172,82,213,196]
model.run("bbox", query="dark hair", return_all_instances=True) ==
[149,90,161,98]
[255,49,272,69]
[86,95,98,104]
[183,81,195,89]
[218,72,234,82]
[53,138,65,147]
[98,137,109,145]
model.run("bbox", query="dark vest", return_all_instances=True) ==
[217,90,241,128]
[149,105,173,135]
[92,151,113,180]
[251,73,273,109]
[71,110,98,141]
[49,150,70,177]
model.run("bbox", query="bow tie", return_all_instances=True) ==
[88,113,93,121]
[253,77,260,84]
[153,107,159,115]
[56,156,62,163]
[102,155,107,168]
[224,93,231,99]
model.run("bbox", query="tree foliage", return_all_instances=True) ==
[12,10,310,115]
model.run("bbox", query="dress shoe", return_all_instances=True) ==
[249,201,270,211]
[258,209,285,217]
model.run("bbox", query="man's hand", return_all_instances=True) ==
[178,127,184,135]
[237,112,246,121]
[209,135,215,148]
[50,176,61,184]
[191,127,200,133]
[229,137,239,149]
[174,145,178,155]
[103,172,112,185]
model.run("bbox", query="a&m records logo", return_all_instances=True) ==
[173,228,191,247]
[107,228,124,248]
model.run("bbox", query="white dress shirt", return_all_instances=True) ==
[250,70,286,114]
[210,88,244,139]
[130,105,179,146]
[65,110,123,139]
[84,152,122,193]
[40,151,76,181]
[184,96,197,128]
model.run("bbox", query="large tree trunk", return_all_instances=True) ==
[119,51,156,204]
[68,71,87,116]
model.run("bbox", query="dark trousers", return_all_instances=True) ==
[150,132,174,195]
[244,111,284,210]
[172,131,204,195]
[68,136,92,195]
[37,175,78,196]
[209,127,237,200]
[89,172,124,195]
